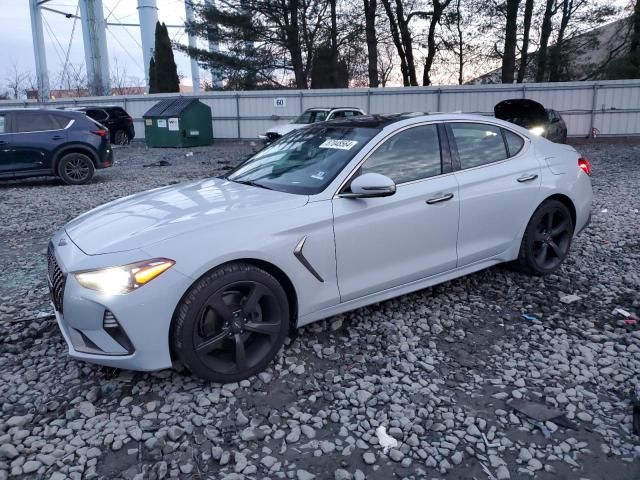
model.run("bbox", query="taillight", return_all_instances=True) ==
[91,129,109,138]
[578,157,592,176]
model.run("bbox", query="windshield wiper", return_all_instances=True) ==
[231,179,274,191]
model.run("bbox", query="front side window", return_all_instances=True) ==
[359,124,442,184]
[293,110,329,124]
[13,113,61,133]
[450,123,507,169]
[227,125,379,195]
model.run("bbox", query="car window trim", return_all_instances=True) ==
[333,120,450,197]
[0,116,74,135]
[445,120,530,173]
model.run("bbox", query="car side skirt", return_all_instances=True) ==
[297,255,508,327]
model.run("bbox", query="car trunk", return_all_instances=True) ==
[494,99,547,129]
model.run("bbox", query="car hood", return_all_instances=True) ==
[65,178,308,255]
[494,99,547,128]
[266,123,305,136]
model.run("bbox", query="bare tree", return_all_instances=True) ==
[517,0,534,82]
[422,0,453,86]
[363,0,380,87]
[4,63,30,99]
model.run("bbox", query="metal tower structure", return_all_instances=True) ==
[79,0,111,96]
[29,0,51,101]
[184,0,201,93]
[137,0,158,86]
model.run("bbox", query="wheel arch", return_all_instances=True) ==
[542,193,576,228]
[53,144,99,172]
[168,257,299,361]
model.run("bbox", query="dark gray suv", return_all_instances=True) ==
[0,109,113,185]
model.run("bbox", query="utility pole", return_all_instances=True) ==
[184,1,201,94]
[137,0,159,89]
[204,0,223,88]
[79,0,111,96]
[29,0,51,101]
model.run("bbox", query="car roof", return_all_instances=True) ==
[0,107,83,115]
[305,107,363,112]
[322,112,427,128]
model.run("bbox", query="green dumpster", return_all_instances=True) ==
[143,97,213,148]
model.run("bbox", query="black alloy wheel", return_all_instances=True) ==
[172,263,289,382]
[58,153,95,185]
[114,130,129,145]
[518,199,574,275]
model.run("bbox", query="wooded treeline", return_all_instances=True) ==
[181,0,640,89]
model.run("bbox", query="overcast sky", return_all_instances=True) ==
[1,0,197,88]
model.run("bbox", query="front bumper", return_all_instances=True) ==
[48,230,190,371]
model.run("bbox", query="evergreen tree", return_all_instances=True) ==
[151,22,180,93]
[148,57,158,93]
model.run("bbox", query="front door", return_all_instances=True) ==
[332,123,459,302]
[448,122,542,266]
[8,112,67,173]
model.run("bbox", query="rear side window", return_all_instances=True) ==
[13,113,64,133]
[503,130,525,156]
[86,109,108,122]
[360,124,442,184]
[0,115,5,133]
[450,123,508,169]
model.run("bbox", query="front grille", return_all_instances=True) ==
[47,243,66,313]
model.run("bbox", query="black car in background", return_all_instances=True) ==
[0,109,113,185]
[64,106,135,145]
[494,99,568,143]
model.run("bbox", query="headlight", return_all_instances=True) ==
[529,126,545,136]
[74,258,175,295]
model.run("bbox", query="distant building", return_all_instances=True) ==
[26,86,147,100]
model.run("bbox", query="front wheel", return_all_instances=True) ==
[517,199,574,275]
[171,263,289,382]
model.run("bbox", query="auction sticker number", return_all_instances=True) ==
[319,139,358,150]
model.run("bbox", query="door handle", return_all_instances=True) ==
[52,135,65,140]
[517,174,538,183]
[426,193,454,204]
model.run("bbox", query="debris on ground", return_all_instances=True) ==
[143,160,171,167]
[560,294,582,304]
[375,426,398,454]
[521,313,538,321]
[508,399,564,422]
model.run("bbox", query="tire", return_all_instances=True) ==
[57,153,95,185]
[171,263,290,382]
[517,199,574,275]
[113,130,129,145]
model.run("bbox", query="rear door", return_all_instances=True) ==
[448,122,542,266]
[7,112,68,173]
[332,123,459,301]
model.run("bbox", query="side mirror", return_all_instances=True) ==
[341,172,396,198]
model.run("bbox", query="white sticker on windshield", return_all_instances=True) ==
[311,171,326,180]
[319,139,358,150]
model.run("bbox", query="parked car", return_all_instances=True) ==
[260,107,365,145]
[48,113,592,382]
[494,99,567,143]
[63,106,135,145]
[0,108,113,185]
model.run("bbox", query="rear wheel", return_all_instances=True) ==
[57,153,95,185]
[171,263,289,382]
[113,129,129,145]
[518,199,574,275]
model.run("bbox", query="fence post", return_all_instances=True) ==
[436,88,442,112]
[367,89,371,114]
[589,84,598,138]
[522,84,526,99]
[299,91,304,114]
[235,93,241,139]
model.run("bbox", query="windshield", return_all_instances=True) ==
[227,125,379,195]
[293,110,329,124]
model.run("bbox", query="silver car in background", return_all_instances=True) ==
[48,113,592,382]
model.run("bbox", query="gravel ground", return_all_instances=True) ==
[0,140,638,480]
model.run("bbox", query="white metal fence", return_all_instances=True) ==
[2,79,640,140]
